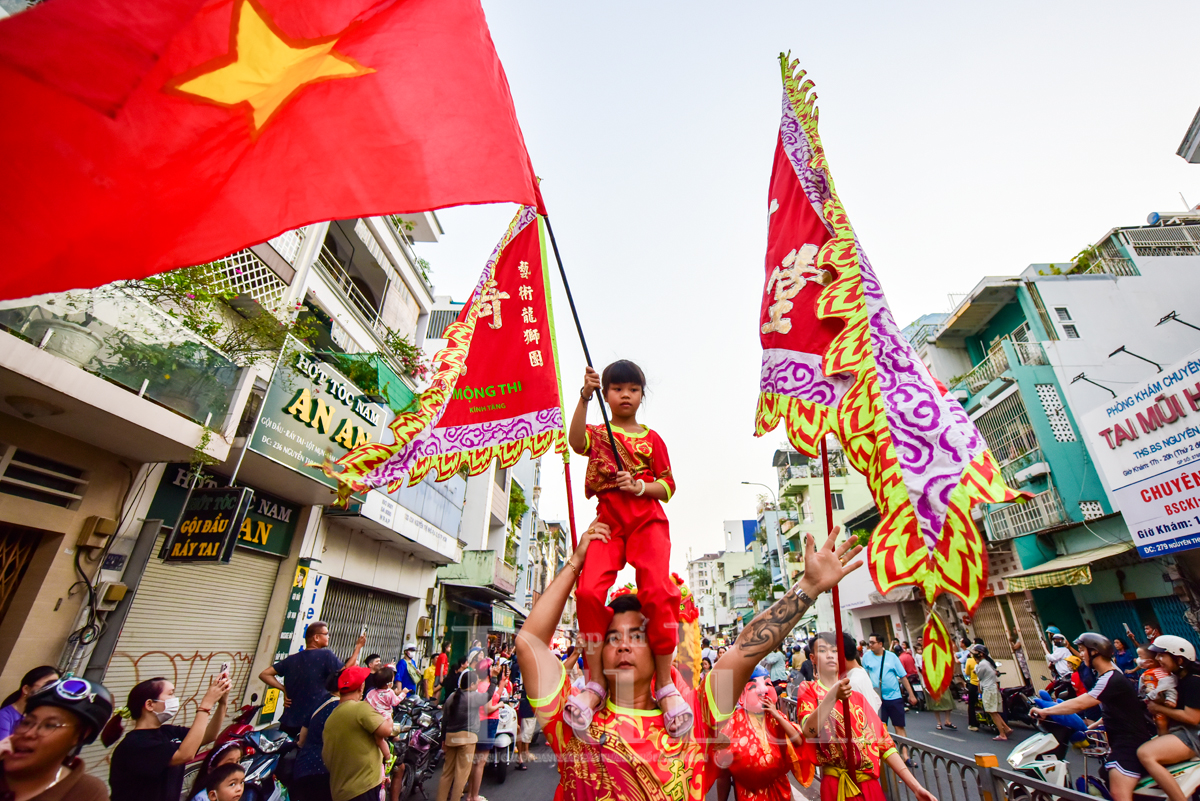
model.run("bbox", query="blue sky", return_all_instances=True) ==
[418,1,1200,573]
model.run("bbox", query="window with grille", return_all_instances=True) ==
[975,392,1039,466]
[425,308,460,340]
[1080,501,1104,520]
[1062,324,1080,339]
[0,445,87,509]
[0,523,41,626]
[1010,322,1032,343]
[1035,384,1078,442]
[1054,307,1071,321]
[830,492,844,510]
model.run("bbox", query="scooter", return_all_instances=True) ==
[398,708,442,800]
[1001,684,1037,729]
[906,673,926,712]
[488,698,518,783]
[1005,716,1077,800]
[237,727,295,801]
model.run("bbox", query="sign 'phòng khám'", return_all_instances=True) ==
[1082,348,1200,558]
[162,486,254,563]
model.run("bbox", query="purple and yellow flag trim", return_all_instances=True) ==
[755,56,1028,697]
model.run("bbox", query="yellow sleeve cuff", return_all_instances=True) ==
[529,661,566,709]
[704,671,733,724]
[584,429,592,454]
[882,747,898,761]
[656,479,673,502]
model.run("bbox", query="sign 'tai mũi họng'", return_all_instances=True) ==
[1081,348,1200,557]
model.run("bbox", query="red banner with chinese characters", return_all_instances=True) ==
[407,210,566,481]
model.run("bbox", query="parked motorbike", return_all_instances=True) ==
[1005,716,1077,801]
[1001,684,1037,729]
[488,697,518,783]
[238,727,295,801]
[905,673,926,712]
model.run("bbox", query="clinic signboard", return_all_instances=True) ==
[248,337,391,490]
[1081,349,1200,557]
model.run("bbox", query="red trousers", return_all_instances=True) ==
[577,490,680,656]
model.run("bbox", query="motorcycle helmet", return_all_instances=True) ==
[1073,632,1113,662]
[1149,635,1197,664]
[1051,633,1067,645]
[1046,626,1062,636]
[25,677,113,745]
[1065,655,1082,672]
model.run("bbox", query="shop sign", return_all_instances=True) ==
[162,487,254,562]
[147,464,299,557]
[359,491,462,562]
[248,337,391,491]
[491,606,515,633]
[1082,348,1200,557]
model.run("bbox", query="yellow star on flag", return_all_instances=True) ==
[171,0,373,132]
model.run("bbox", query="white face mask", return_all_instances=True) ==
[155,696,180,723]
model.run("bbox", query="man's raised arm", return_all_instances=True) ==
[515,522,609,702]
[710,527,863,716]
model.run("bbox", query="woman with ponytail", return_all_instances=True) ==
[0,666,59,741]
[103,673,231,801]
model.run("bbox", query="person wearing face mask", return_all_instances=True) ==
[713,668,805,801]
[102,673,232,801]
[0,677,112,800]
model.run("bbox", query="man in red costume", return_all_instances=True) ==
[795,633,935,801]
[516,523,864,801]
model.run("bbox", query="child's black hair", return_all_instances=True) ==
[205,761,245,793]
[601,360,646,393]
[607,593,642,615]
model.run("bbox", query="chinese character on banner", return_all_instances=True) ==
[761,243,827,335]
[521,306,537,324]
[478,277,510,329]
[523,329,540,345]
[518,261,531,279]
[529,350,544,367]
[519,285,533,301]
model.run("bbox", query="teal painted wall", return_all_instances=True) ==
[1013,532,1057,570]
[1075,562,1174,604]
[967,302,1029,364]
[1006,342,1112,520]
[1031,586,1087,641]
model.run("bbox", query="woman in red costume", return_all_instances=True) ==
[795,632,935,801]
[714,669,806,801]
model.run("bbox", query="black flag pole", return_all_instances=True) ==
[542,213,625,474]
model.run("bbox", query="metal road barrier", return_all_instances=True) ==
[881,734,1096,801]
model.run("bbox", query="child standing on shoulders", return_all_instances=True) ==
[565,361,690,738]
[1137,646,1177,734]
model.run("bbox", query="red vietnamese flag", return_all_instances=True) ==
[0,0,543,300]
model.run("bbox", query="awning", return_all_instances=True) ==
[440,581,511,603]
[500,600,529,620]
[1005,542,1134,591]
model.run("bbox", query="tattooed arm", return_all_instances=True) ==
[710,527,863,716]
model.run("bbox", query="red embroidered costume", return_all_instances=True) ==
[577,423,679,656]
[531,660,728,801]
[717,705,805,801]
[794,681,898,801]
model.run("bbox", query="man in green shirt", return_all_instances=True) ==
[322,665,392,801]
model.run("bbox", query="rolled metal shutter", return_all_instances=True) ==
[320,579,409,665]
[1004,593,1051,682]
[971,596,1017,664]
[81,532,279,779]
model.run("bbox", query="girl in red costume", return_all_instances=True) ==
[565,361,691,738]
[795,633,935,801]
[714,669,806,801]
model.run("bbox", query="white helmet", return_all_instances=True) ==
[1149,635,1196,663]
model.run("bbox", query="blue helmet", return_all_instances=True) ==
[750,665,769,680]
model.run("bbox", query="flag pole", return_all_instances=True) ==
[821,437,854,755]
[564,459,579,551]
[542,214,625,474]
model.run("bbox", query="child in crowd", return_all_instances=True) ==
[566,361,688,737]
[204,762,245,801]
[1137,646,1177,734]
[365,666,407,719]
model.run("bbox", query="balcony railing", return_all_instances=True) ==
[437,549,517,595]
[0,286,241,427]
[1012,341,1048,366]
[1083,257,1139,277]
[984,487,1068,541]
[316,245,386,333]
[962,348,1011,393]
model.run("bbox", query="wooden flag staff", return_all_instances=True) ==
[542,213,625,539]
[821,437,856,759]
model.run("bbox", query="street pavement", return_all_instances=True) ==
[419,705,1097,801]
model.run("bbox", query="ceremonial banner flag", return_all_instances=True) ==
[754,56,1027,697]
[0,0,542,301]
[328,205,565,498]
